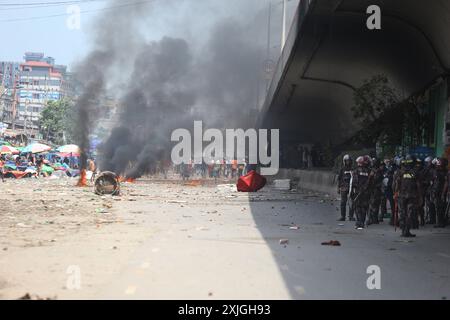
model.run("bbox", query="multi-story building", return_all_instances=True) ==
[0,61,21,89]
[0,53,70,137]
[0,62,20,124]
[17,60,63,135]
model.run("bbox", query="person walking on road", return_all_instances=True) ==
[337,154,354,221]
[394,155,423,237]
[350,155,373,229]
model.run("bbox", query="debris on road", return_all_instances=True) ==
[237,171,266,192]
[94,171,121,196]
[18,293,56,300]
[217,184,237,193]
[16,223,32,228]
[273,179,291,191]
[167,200,187,204]
[321,240,341,246]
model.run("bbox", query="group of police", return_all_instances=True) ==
[338,154,449,237]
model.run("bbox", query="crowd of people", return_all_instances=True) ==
[337,154,449,237]
[0,153,80,180]
[177,159,252,181]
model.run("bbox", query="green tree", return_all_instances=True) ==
[351,75,401,144]
[352,74,400,123]
[39,99,76,145]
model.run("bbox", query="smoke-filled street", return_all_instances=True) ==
[1,177,449,300]
[1,0,450,308]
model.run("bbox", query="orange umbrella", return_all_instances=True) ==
[0,145,20,155]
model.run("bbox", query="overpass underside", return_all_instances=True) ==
[260,0,450,155]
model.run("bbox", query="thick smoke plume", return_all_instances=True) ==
[74,0,284,177]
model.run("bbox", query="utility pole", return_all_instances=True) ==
[11,79,19,131]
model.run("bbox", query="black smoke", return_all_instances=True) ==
[100,37,196,177]
[73,0,285,177]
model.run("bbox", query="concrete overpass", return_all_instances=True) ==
[258,0,450,154]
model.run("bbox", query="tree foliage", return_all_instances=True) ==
[352,74,400,123]
[39,99,76,145]
[351,75,401,145]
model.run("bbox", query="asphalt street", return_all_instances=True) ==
[95,182,450,300]
[1,179,449,299]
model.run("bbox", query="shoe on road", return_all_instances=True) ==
[401,233,416,238]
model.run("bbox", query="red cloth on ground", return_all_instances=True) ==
[237,170,267,192]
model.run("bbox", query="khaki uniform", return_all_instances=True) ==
[394,168,422,236]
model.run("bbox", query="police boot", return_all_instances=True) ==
[338,206,346,221]
[401,232,416,237]
[434,213,446,228]
[372,213,379,224]
[420,213,425,226]
[401,227,416,238]
[403,231,416,237]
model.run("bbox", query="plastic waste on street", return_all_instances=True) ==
[237,170,266,192]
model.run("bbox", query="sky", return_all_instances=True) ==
[0,0,299,70]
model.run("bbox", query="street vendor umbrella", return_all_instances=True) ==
[0,140,11,146]
[57,144,80,154]
[0,145,20,155]
[237,170,267,192]
[22,143,51,154]
[57,152,80,158]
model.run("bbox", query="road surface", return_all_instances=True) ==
[1,178,449,299]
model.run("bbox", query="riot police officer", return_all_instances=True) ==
[421,157,435,225]
[380,158,395,224]
[431,158,447,228]
[337,155,354,221]
[368,158,383,225]
[350,155,372,229]
[412,158,424,229]
[394,155,422,237]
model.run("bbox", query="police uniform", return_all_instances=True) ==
[351,166,372,228]
[338,165,353,220]
[394,166,422,237]
[421,164,435,224]
[431,165,447,228]
[368,164,383,224]
[380,164,395,223]
[413,161,426,228]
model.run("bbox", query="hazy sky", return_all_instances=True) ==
[0,0,299,69]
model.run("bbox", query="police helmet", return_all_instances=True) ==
[402,154,416,168]
[356,156,365,167]
[343,154,352,166]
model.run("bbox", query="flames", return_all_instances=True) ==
[118,176,136,183]
[77,169,88,187]
[184,179,202,187]
[77,170,136,188]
